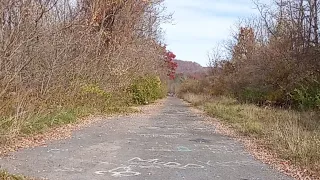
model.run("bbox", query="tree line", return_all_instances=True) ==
[186,0,320,110]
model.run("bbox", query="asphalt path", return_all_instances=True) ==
[0,97,292,180]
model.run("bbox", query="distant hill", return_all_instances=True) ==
[173,60,210,80]
[174,60,207,74]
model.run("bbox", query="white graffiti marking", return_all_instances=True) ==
[128,157,204,170]
[96,157,205,177]
[138,134,178,138]
[109,166,141,177]
[164,162,181,168]
[95,171,109,175]
[47,149,61,153]
[177,146,192,152]
[182,164,205,169]
[146,147,173,152]
[96,166,141,177]
[55,167,83,172]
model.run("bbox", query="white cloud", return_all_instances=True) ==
[161,0,262,66]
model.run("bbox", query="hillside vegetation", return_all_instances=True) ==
[177,0,320,178]
[174,60,206,74]
[0,0,177,148]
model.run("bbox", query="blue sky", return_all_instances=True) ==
[161,0,262,66]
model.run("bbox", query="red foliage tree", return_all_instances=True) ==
[164,49,178,80]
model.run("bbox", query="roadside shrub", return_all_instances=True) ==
[128,76,165,105]
[177,80,199,95]
[81,83,112,101]
[236,88,266,103]
[177,79,210,96]
[291,82,320,110]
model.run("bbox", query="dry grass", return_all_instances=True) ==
[0,171,33,180]
[181,93,320,177]
[179,93,211,106]
[0,92,139,149]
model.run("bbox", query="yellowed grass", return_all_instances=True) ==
[0,92,135,147]
[0,170,33,180]
[180,93,212,106]
[181,93,320,174]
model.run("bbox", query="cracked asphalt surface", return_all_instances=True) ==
[0,97,292,180]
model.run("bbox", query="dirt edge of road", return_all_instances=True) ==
[0,99,166,157]
[184,100,319,180]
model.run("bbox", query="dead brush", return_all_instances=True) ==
[0,0,171,147]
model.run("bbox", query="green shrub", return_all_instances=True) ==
[81,83,112,99]
[78,83,114,107]
[128,76,165,105]
[235,87,268,104]
[292,83,320,110]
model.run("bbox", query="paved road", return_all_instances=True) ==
[0,97,292,180]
